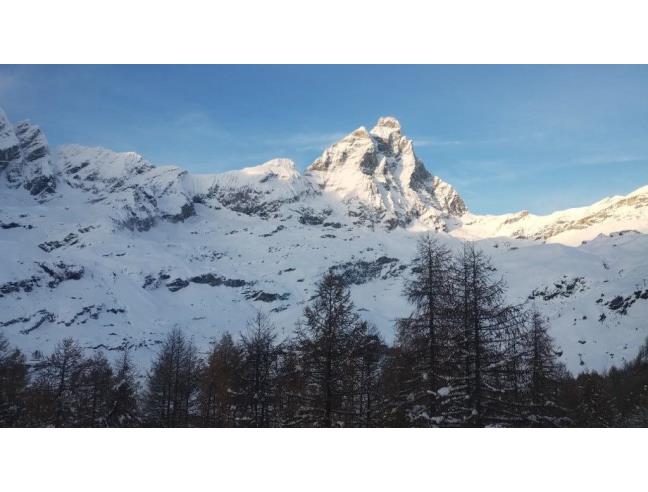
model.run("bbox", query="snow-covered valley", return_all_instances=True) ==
[1,109,647,374]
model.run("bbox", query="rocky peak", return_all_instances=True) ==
[0,109,21,173]
[0,109,57,200]
[0,109,17,143]
[306,117,467,228]
[370,116,402,140]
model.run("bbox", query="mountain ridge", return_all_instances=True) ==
[3,108,647,241]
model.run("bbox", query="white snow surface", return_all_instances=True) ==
[1,111,648,375]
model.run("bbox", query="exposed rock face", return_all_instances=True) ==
[296,207,332,225]
[0,110,22,174]
[39,233,80,252]
[0,109,57,201]
[306,116,467,228]
[330,256,405,286]
[0,277,41,297]
[528,276,587,301]
[0,262,83,297]
[37,262,85,288]
[244,290,290,302]
[605,290,648,315]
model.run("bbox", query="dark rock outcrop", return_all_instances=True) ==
[244,290,290,302]
[528,277,587,301]
[330,256,403,286]
[37,262,85,288]
[38,233,80,252]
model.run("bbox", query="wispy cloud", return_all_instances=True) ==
[414,137,465,147]
[437,154,597,195]
[446,170,525,189]
[262,132,346,151]
[413,131,546,148]
[572,154,647,166]
[437,159,529,191]
[170,114,345,154]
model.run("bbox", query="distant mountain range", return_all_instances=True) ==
[1,107,647,373]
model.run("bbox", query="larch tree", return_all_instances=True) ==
[108,349,140,427]
[145,328,201,427]
[239,311,281,427]
[295,270,364,427]
[522,309,568,426]
[273,341,305,427]
[33,338,88,427]
[395,235,456,426]
[350,321,387,427]
[198,332,242,427]
[451,242,528,426]
[77,351,114,426]
[0,333,29,426]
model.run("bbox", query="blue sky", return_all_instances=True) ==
[1,65,647,214]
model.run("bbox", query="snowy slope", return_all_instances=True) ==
[1,108,647,375]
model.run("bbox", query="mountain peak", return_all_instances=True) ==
[0,108,57,200]
[306,116,466,228]
[0,108,20,150]
[370,116,402,139]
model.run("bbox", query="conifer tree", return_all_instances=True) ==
[198,332,242,427]
[571,372,621,427]
[273,341,305,427]
[351,321,387,427]
[108,349,140,427]
[451,242,527,426]
[522,310,567,425]
[31,338,87,427]
[145,328,201,427]
[239,311,281,427]
[295,271,364,427]
[77,351,113,426]
[395,235,455,425]
[0,333,29,426]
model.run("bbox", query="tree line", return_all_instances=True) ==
[2,236,648,427]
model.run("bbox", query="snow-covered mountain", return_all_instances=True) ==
[306,117,466,230]
[1,107,647,374]
[453,185,648,246]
